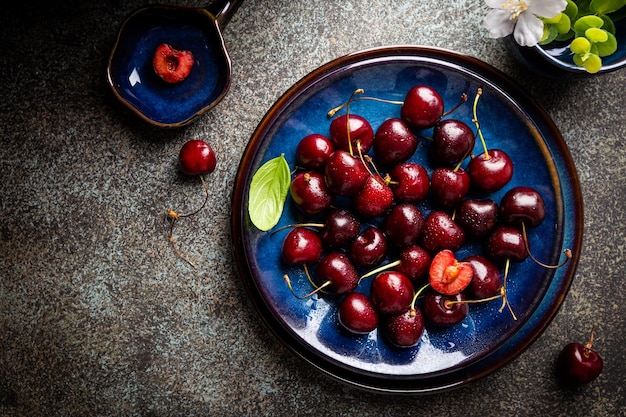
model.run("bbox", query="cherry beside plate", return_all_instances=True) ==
[231,46,583,394]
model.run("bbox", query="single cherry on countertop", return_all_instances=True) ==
[167,139,216,268]
[556,327,603,386]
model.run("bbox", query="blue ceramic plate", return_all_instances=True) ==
[231,46,583,393]
[107,6,231,127]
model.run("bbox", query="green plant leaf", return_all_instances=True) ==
[564,0,579,19]
[248,154,291,231]
[590,0,626,15]
[601,15,616,34]
[574,15,605,33]
[585,27,609,42]
[597,31,618,55]
[571,36,592,54]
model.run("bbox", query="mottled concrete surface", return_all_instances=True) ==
[1,0,625,416]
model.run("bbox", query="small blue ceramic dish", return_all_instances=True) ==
[231,46,583,394]
[107,0,241,128]
[508,16,626,79]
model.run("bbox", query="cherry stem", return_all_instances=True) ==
[471,88,490,160]
[498,258,517,320]
[327,95,403,117]
[442,93,468,118]
[359,259,401,281]
[584,325,595,355]
[409,283,431,316]
[270,222,324,236]
[444,291,505,308]
[521,222,572,269]
[283,273,332,299]
[166,174,209,269]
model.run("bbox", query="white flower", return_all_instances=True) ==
[483,0,567,47]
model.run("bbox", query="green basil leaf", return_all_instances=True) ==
[248,154,291,231]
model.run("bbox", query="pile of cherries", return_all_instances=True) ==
[276,85,566,349]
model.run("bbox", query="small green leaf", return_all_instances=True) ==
[570,36,592,54]
[585,27,609,42]
[248,154,291,231]
[596,32,618,56]
[556,13,572,33]
[574,15,605,33]
[583,54,603,73]
[600,15,616,34]
[590,0,626,15]
[564,0,579,20]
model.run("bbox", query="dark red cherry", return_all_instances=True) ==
[381,308,425,348]
[556,329,603,386]
[389,162,430,203]
[400,85,444,129]
[382,203,425,248]
[314,252,359,295]
[431,119,475,165]
[329,113,374,154]
[370,271,415,315]
[290,171,332,216]
[178,140,217,175]
[281,227,323,266]
[423,291,468,327]
[338,292,379,334]
[500,186,546,228]
[295,133,334,170]
[430,167,470,209]
[456,198,499,240]
[397,245,432,283]
[373,118,418,166]
[348,226,388,268]
[324,150,369,196]
[420,211,465,254]
[468,149,513,193]
[463,255,502,298]
[486,225,528,263]
[319,208,360,249]
[354,175,394,218]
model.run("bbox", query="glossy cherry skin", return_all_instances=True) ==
[281,227,323,266]
[324,150,369,196]
[486,225,528,263]
[314,252,359,295]
[354,175,394,218]
[397,245,432,283]
[381,308,425,348]
[373,118,418,166]
[338,292,379,334]
[390,162,430,203]
[431,119,475,165]
[456,199,499,240]
[468,149,513,193]
[423,291,468,327]
[319,208,360,249]
[556,342,604,386]
[400,85,444,129]
[370,271,415,315]
[420,211,465,255]
[348,226,388,268]
[430,167,471,209]
[500,186,546,228]
[383,203,425,248]
[178,140,216,175]
[329,114,374,154]
[295,133,334,170]
[463,255,502,298]
[289,171,332,216]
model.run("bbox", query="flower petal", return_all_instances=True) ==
[527,0,567,19]
[513,12,544,46]
[483,9,515,39]
[485,0,507,8]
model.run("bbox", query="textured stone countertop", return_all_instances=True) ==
[1,0,625,416]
